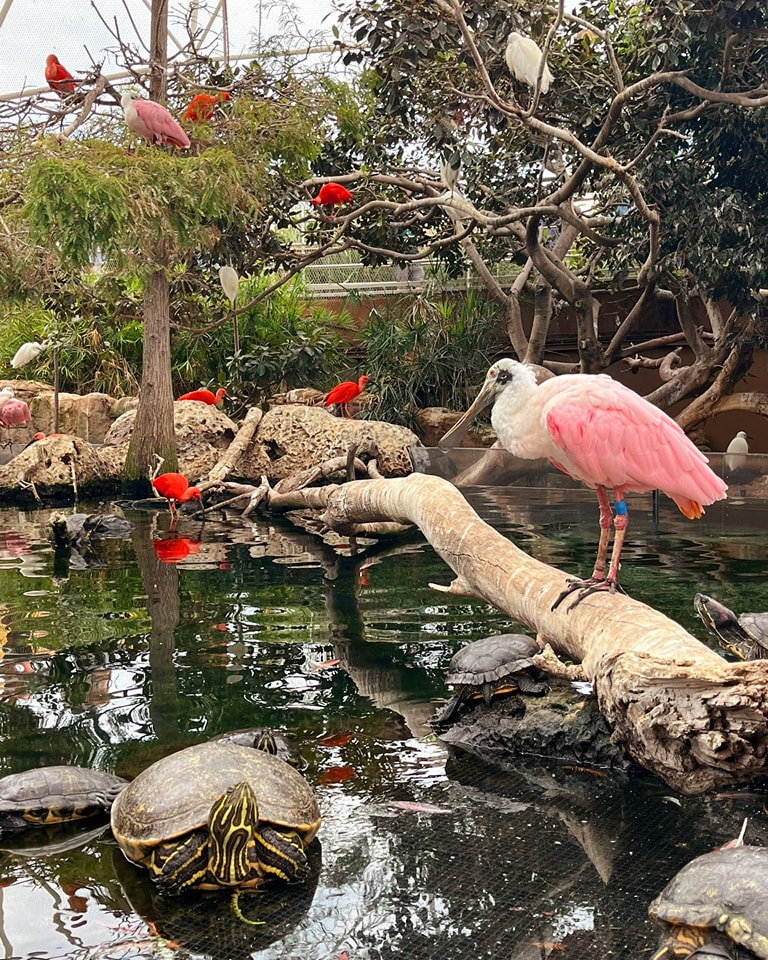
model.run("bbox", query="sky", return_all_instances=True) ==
[0,0,338,96]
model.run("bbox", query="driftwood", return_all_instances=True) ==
[265,472,768,795]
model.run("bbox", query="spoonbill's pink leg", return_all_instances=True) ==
[552,486,626,610]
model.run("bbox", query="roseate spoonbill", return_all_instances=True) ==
[439,359,727,607]
[311,182,353,208]
[324,375,369,418]
[725,430,749,473]
[11,342,44,368]
[45,54,76,96]
[182,91,230,122]
[0,398,31,428]
[121,91,190,149]
[152,473,203,516]
[505,31,553,94]
[176,388,227,405]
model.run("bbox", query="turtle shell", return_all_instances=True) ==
[447,633,543,688]
[0,766,127,833]
[110,742,320,868]
[209,728,304,769]
[649,846,768,959]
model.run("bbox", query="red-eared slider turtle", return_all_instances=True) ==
[0,766,127,834]
[110,741,321,894]
[431,633,549,727]
[209,728,305,769]
[694,593,768,661]
[648,846,768,959]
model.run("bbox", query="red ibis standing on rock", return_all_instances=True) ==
[440,358,728,608]
[45,55,76,96]
[176,388,226,405]
[121,91,191,149]
[152,473,203,517]
[324,375,369,418]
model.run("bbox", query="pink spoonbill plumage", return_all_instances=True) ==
[121,91,190,149]
[0,398,31,429]
[440,358,728,607]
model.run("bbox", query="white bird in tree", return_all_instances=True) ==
[11,342,44,369]
[219,265,240,354]
[440,150,462,194]
[725,430,749,473]
[439,359,727,608]
[505,31,554,94]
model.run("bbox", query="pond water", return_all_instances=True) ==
[0,468,766,960]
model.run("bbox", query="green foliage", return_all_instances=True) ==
[230,274,349,403]
[26,150,130,269]
[25,142,244,270]
[360,289,501,427]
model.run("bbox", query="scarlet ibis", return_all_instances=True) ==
[505,31,554,94]
[182,91,231,122]
[152,473,203,516]
[440,358,727,606]
[324,375,369,418]
[0,398,31,429]
[311,182,353,208]
[45,54,76,96]
[121,91,190,149]
[176,388,226,405]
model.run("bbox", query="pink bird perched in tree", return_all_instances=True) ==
[121,91,190,149]
[311,182,353,208]
[324,375,369,418]
[176,388,226,405]
[45,54,76,96]
[440,358,727,608]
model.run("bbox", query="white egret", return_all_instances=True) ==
[440,150,462,194]
[219,265,240,355]
[11,342,44,369]
[505,31,554,94]
[725,430,749,472]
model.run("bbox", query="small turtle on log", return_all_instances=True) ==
[430,633,549,727]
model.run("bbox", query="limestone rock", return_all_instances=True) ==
[28,391,130,443]
[414,407,496,448]
[101,402,239,479]
[0,435,111,503]
[236,404,421,481]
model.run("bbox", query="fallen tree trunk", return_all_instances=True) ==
[270,472,768,795]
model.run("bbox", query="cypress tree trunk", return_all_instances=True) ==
[122,267,178,495]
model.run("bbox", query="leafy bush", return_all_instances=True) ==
[359,288,502,428]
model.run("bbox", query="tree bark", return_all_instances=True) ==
[272,473,768,795]
[123,267,178,495]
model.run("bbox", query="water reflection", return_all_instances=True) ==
[0,489,762,958]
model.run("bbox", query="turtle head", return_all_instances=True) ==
[208,781,259,886]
